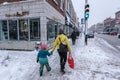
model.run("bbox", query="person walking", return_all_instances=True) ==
[71,30,77,45]
[36,43,52,76]
[51,29,72,74]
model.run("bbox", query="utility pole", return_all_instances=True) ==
[84,0,89,45]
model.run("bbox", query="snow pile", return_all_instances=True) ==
[0,50,37,80]
[0,37,120,80]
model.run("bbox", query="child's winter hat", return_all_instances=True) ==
[41,43,47,49]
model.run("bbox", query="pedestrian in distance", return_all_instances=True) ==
[36,43,52,76]
[51,29,72,74]
[76,30,80,38]
[71,30,77,45]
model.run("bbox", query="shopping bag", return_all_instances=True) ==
[68,53,74,69]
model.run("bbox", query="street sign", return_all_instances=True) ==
[81,18,85,24]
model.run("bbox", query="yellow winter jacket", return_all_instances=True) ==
[51,34,71,52]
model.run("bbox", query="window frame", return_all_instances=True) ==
[53,0,58,5]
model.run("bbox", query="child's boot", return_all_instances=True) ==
[46,63,51,72]
[39,65,44,76]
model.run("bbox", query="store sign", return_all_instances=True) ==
[5,11,29,17]
[81,18,85,24]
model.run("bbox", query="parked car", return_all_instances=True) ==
[109,31,117,35]
[117,34,120,38]
[87,32,94,38]
[102,31,110,34]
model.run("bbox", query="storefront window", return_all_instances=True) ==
[0,18,41,41]
[8,20,18,40]
[66,26,69,36]
[47,18,63,41]
[54,23,63,38]
[0,21,2,40]
[30,18,40,40]
[47,18,55,40]
[55,23,58,38]
[0,20,8,40]
[19,19,28,40]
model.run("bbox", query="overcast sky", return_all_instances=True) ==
[71,0,120,27]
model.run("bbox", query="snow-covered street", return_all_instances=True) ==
[0,36,120,80]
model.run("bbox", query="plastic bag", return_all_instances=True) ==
[68,53,74,69]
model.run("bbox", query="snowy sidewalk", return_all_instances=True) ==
[72,38,120,80]
[0,37,120,80]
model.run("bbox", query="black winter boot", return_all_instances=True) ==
[60,69,65,74]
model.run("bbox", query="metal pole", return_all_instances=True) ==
[85,19,88,45]
[85,0,87,3]
[85,0,88,45]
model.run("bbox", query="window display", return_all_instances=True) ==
[30,18,40,40]
[0,20,8,40]
[19,19,28,40]
[9,20,18,40]
[47,18,63,41]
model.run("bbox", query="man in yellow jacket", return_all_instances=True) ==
[51,29,72,74]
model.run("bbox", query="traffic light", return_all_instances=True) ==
[84,4,89,20]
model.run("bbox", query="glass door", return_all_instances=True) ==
[9,20,18,40]
[1,20,8,40]
[19,19,28,40]
[30,18,40,40]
